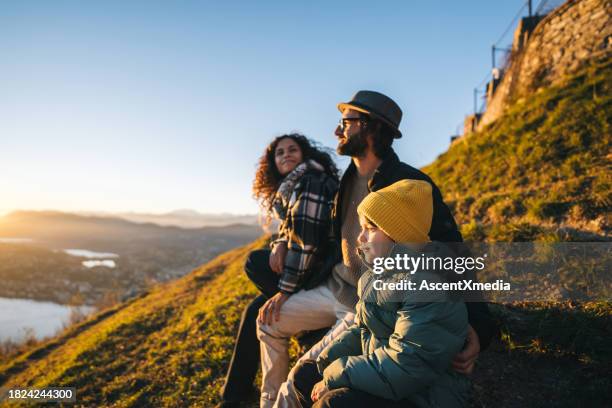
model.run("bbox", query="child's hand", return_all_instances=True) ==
[311,380,329,402]
[452,325,480,374]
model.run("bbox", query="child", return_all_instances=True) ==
[310,179,470,408]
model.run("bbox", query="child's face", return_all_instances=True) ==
[357,215,394,261]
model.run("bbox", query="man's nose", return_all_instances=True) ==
[334,125,343,137]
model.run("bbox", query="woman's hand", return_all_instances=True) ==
[452,325,480,374]
[311,380,329,402]
[258,292,290,326]
[269,241,288,274]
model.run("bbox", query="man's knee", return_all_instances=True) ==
[256,318,284,343]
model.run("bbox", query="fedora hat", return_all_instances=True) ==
[337,90,403,138]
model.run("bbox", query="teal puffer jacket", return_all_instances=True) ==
[316,243,471,407]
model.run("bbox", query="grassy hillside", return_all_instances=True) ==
[421,60,611,406]
[423,60,611,242]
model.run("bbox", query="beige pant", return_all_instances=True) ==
[272,313,355,408]
[256,284,354,408]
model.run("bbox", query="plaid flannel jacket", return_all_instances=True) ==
[276,169,338,293]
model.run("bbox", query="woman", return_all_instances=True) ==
[217,133,340,408]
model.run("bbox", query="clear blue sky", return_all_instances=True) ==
[0,1,529,215]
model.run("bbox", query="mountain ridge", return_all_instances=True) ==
[1,210,259,234]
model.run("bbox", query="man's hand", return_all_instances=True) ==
[269,241,288,274]
[452,325,480,374]
[311,380,329,403]
[258,292,290,326]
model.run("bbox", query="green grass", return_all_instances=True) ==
[423,60,611,241]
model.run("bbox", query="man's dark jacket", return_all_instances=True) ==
[329,149,496,350]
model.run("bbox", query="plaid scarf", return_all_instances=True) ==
[272,159,325,220]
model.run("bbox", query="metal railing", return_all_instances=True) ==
[470,0,567,115]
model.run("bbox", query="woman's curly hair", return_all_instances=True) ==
[253,133,340,217]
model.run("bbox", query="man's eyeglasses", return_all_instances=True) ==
[338,117,365,131]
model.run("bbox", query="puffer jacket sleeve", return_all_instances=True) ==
[316,324,362,374]
[322,302,468,401]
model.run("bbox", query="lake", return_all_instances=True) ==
[0,297,95,342]
[82,259,117,268]
[0,239,119,268]
[62,248,119,269]
[63,249,119,258]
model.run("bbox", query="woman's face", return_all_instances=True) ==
[357,215,394,262]
[274,137,304,176]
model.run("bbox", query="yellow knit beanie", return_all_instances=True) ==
[357,179,433,243]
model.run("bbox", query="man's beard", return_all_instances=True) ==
[337,130,368,156]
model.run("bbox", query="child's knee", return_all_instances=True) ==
[291,359,322,399]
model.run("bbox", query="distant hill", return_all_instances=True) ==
[0,211,260,251]
[81,209,259,229]
[0,211,262,304]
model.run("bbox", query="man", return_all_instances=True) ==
[257,91,496,408]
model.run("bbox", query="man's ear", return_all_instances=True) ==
[366,123,380,147]
[373,121,382,133]
[365,133,374,149]
[365,120,380,136]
